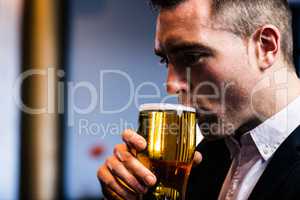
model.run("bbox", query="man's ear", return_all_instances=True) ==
[253,25,281,71]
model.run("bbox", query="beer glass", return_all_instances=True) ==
[136,103,196,200]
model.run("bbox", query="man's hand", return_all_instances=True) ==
[97,129,202,200]
[97,129,155,200]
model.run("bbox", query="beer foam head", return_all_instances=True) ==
[139,103,196,113]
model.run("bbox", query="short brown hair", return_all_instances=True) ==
[150,0,294,66]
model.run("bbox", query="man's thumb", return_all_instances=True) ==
[193,151,202,166]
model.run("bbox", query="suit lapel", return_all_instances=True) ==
[249,125,300,199]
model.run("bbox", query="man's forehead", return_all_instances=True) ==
[155,0,213,52]
[157,0,212,24]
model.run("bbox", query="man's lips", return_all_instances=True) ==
[196,106,212,115]
[178,100,216,122]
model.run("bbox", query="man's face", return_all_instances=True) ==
[155,0,261,139]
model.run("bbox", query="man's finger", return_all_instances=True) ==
[106,156,147,194]
[122,129,147,151]
[97,165,137,200]
[193,151,202,166]
[114,147,156,186]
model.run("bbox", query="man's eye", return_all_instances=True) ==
[176,52,207,66]
[159,57,169,67]
[181,54,203,65]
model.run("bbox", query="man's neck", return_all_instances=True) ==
[234,68,300,143]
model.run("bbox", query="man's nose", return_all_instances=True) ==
[166,64,188,95]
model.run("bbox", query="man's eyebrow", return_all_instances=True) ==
[154,41,214,57]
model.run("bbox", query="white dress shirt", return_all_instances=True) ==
[218,95,300,200]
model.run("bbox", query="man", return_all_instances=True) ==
[98,0,300,199]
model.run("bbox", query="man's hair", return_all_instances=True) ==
[150,0,294,66]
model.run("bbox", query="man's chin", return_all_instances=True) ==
[197,121,236,141]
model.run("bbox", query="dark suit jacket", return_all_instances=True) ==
[187,125,300,200]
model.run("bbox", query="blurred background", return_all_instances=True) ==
[0,0,300,199]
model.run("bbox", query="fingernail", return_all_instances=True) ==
[138,138,146,149]
[107,162,113,171]
[144,175,156,186]
[116,151,124,162]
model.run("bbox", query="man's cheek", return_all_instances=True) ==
[223,82,250,112]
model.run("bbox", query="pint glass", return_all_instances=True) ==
[136,103,196,200]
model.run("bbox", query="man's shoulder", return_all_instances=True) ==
[265,161,300,200]
[249,125,300,200]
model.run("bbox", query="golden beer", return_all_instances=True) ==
[137,103,196,200]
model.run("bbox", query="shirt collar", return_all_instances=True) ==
[250,95,300,161]
[226,95,300,161]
